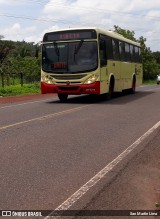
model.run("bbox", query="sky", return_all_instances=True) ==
[0,0,160,51]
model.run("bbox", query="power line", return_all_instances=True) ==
[6,0,160,21]
[19,0,160,21]
[0,13,76,25]
[1,1,160,37]
[1,0,160,30]
[1,12,160,36]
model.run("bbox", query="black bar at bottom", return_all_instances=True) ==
[0,210,160,217]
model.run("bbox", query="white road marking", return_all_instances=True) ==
[0,105,89,130]
[45,120,160,218]
[0,97,57,109]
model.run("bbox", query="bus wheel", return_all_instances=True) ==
[130,77,136,94]
[58,94,68,102]
[106,78,114,100]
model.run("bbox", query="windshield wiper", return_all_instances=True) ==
[53,41,60,60]
[74,40,84,55]
[74,40,84,62]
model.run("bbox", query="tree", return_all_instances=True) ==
[0,41,15,67]
[0,35,4,40]
[11,56,40,83]
[152,51,160,65]
[113,25,137,41]
[138,36,159,79]
[0,39,40,86]
[13,41,35,59]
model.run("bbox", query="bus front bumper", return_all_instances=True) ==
[41,82,100,95]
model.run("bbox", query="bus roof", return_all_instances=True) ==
[45,27,141,47]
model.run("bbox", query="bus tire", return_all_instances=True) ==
[58,94,68,103]
[130,76,136,94]
[106,77,114,100]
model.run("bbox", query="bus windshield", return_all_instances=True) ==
[42,41,98,73]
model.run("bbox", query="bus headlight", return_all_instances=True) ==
[41,75,55,84]
[84,74,99,84]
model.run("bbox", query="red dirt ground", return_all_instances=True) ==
[0,93,55,104]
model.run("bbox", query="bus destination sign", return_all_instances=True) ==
[43,30,97,42]
[59,33,80,40]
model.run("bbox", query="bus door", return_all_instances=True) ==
[99,37,108,94]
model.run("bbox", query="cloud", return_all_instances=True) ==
[40,0,160,51]
[42,0,147,29]
[0,0,19,5]
[0,0,5,4]
[0,0,160,51]
[3,23,21,38]
[2,23,39,42]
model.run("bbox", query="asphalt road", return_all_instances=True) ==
[0,85,160,218]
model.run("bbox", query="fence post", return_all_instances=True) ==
[7,73,10,86]
[12,73,15,85]
[1,72,4,88]
[20,72,23,87]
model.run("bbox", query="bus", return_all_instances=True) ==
[41,27,143,102]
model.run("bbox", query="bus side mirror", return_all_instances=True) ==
[100,59,107,67]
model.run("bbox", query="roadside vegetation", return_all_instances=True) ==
[0,83,40,97]
[143,80,157,85]
[0,26,160,97]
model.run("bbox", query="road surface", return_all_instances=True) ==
[0,85,160,218]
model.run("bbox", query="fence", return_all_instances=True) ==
[0,72,24,88]
[0,70,41,88]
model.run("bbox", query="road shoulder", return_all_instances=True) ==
[0,93,55,104]
[73,127,160,219]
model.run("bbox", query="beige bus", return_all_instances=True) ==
[41,27,143,102]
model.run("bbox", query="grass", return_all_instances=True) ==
[143,79,156,85]
[0,83,40,97]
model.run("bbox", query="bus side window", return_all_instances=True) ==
[139,47,142,63]
[99,39,107,66]
[105,36,113,59]
[133,46,136,62]
[135,46,140,63]
[134,46,138,62]
[112,39,120,60]
[130,44,134,62]
[125,43,130,62]
[119,41,125,61]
